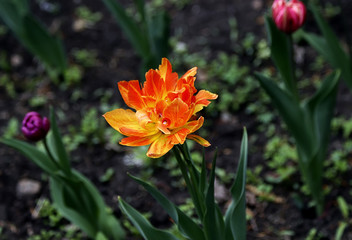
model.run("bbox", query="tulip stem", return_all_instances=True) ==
[173,145,205,220]
[286,34,300,102]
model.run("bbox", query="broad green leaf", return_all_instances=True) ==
[102,0,149,58]
[308,3,352,88]
[264,15,297,95]
[119,197,180,240]
[129,174,205,240]
[95,232,108,240]
[203,151,225,240]
[224,129,248,240]
[306,70,340,153]
[51,170,125,240]
[0,0,24,33]
[146,10,170,69]
[48,108,71,176]
[50,176,97,238]
[22,15,67,73]
[0,0,66,72]
[73,170,125,239]
[303,71,340,214]
[255,73,314,159]
[0,138,57,174]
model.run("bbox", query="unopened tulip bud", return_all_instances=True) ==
[21,112,50,141]
[272,0,306,34]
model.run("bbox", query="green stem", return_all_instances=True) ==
[287,34,300,102]
[173,146,204,220]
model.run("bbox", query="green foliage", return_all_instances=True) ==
[75,6,102,26]
[102,0,170,73]
[99,167,115,183]
[0,74,16,98]
[72,49,98,67]
[0,0,67,73]
[63,65,83,87]
[2,117,19,138]
[264,136,297,183]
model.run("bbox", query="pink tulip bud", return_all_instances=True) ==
[21,112,50,141]
[272,0,306,34]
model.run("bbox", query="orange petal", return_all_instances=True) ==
[187,134,211,147]
[194,90,218,113]
[181,67,197,79]
[147,134,174,158]
[118,80,145,110]
[103,109,155,137]
[144,69,164,100]
[120,136,154,146]
[169,128,190,145]
[163,98,191,128]
[157,58,178,92]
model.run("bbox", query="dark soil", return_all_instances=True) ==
[1,0,352,239]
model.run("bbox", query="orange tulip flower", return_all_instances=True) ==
[103,58,218,158]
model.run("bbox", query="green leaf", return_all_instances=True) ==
[0,138,57,174]
[50,176,97,238]
[224,129,248,240]
[118,197,180,240]
[0,0,25,33]
[21,15,67,73]
[255,72,314,159]
[48,107,71,176]
[129,174,205,240]
[102,0,150,58]
[95,232,108,240]
[264,15,297,94]
[337,196,349,219]
[51,170,125,240]
[203,150,225,240]
[307,3,352,88]
[306,70,340,154]
[0,0,66,73]
[146,10,170,69]
[335,222,348,240]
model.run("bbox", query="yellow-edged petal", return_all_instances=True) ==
[147,134,174,158]
[187,134,211,147]
[103,109,157,137]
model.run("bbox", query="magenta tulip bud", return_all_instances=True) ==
[272,0,306,34]
[21,112,50,141]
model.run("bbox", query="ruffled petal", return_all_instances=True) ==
[103,109,157,137]
[147,134,174,158]
[120,136,155,146]
[163,98,191,128]
[194,90,218,113]
[144,69,164,100]
[118,80,145,110]
[157,58,178,92]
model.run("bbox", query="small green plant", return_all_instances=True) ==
[264,136,297,183]
[2,117,19,138]
[75,6,102,26]
[72,49,98,67]
[335,196,351,240]
[63,65,83,87]
[0,74,16,98]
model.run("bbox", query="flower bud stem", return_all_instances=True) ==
[287,34,300,102]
